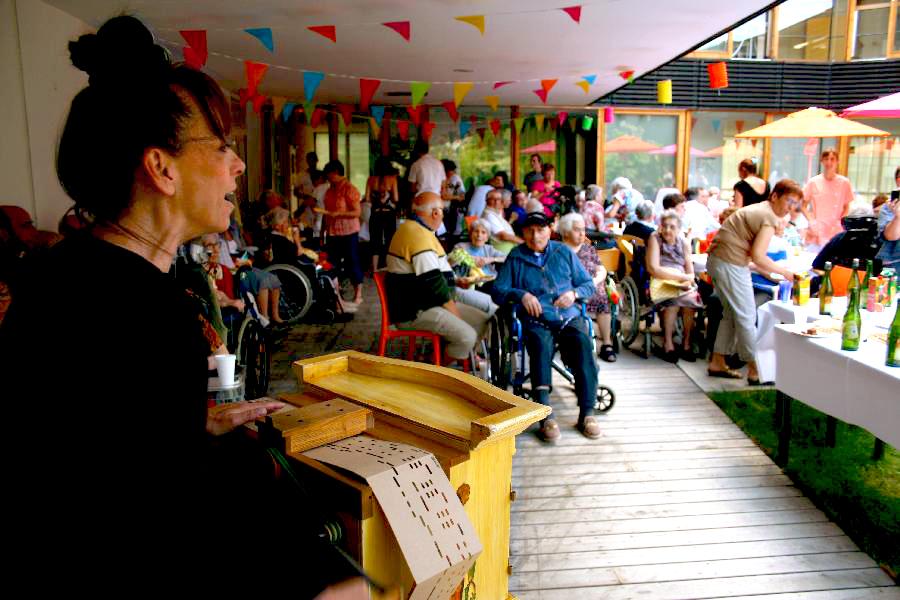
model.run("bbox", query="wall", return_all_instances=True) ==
[0,0,89,229]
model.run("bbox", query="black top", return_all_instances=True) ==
[734,179,770,207]
[271,232,299,264]
[623,221,655,243]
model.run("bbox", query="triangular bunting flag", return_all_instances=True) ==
[513,117,525,134]
[485,96,500,112]
[252,94,267,114]
[272,96,287,118]
[533,89,548,104]
[568,117,577,131]
[441,101,459,122]
[582,74,597,85]
[582,115,594,130]
[541,79,558,94]
[469,115,478,126]
[476,127,486,141]
[407,105,423,126]
[619,70,634,81]
[307,25,336,43]
[751,139,758,148]
[410,82,431,107]
[281,102,296,122]
[422,121,437,141]
[303,102,315,121]
[455,15,485,35]
[493,81,514,90]
[454,82,474,107]
[575,81,591,94]
[371,105,385,126]
[238,88,251,109]
[245,61,268,96]
[382,21,410,41]
[735,120,745,134]
[535,114,545,130]
[561,6,582,23]
[244,28,274,53]
[459,121,472,138]
[359,78,380,112]
[303,71,324,103]
[489,118,501,137]
[179,30,208,69]
[711,119,721,132]
[397,120,410,141]
[337,103,354,127]
[310,107,325,128]
[557,111,569,126]
[549,118,558,131]
[369,117,381,139]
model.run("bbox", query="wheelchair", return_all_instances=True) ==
[488,304,615,413]
[263,257,343,325]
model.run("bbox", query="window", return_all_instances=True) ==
[847,118,900,202]
[314,131,370,193]
[767,115,837,187]
[774,0,835,61]
[603,113,679,203]
[688,112,765,194]
[689,13,768,59]
[428,108,511,191]
[853,0,892,58]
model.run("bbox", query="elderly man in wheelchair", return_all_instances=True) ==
[490,211,601,442]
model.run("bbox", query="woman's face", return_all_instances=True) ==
[564,220,586,247]
[544,169,555,183]
[175,109,246,238]
[514,192,527,207]
[770,192,797,218]
[470,226,489,246]
[531,156,541,171]
[659,217,680,242]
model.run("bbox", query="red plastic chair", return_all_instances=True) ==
[373,271,442,365]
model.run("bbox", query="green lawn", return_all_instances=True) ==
[709,389,900,579]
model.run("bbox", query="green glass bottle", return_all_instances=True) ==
[887,301,900,368]
[819,261,834,316]
[847,258,861,301]
[841,282,862,351]
[861,259,873,291]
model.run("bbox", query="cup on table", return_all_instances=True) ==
[778,280,792,302]
[215,354,237,385]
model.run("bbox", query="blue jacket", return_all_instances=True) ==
[491,240,595,324]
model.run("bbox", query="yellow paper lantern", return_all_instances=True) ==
[657,80,672,104]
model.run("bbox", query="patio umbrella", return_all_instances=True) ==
[735,107,889,139]
[840,91,900,119]
[520,140,556,154]
[604,134,661,153]
[649,143,706,157]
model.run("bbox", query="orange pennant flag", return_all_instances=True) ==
[575,80,590,94]
[541,79,558,94]
[485,96,500,112]
[455,15,485,35]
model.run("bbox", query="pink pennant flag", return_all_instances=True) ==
[252,94,267,114]
[310,108,325,128]
[493,81,514,90]
[557,111,568,125]
[179,30,208,69]
[397,120,410,141]
[307,25,337,43]
[561,6,582,23]
[407,105,424,126]
[382,21,410,41]
[359,78,381,112]
[441,101,459,123]
[337,104,355,127]
[245,61,268,96]
[489,118,501,137]
[533,88,548,104]
[422,121,436,141]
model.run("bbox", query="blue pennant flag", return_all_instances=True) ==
[371,105,385,126]
[582,74,597,85]
[282,102,297,122]
[244,28,274,53]
[303,71,324,103]
[460,121,472,138]
[711,119,721,133]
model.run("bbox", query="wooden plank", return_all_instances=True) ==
[514,475,793,500]
[717,589,900,599]
[511,569,895,600]
[512,464,784,486]
[515,430,750,447]
[509,536,861,573]
[267,399,373,454]
[512,454,775,476]
[514,447,767,467]
[510,497,816,526]
[510,553,880,590]
[516,438,757,455]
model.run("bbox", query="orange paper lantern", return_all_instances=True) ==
[707,62,728,89]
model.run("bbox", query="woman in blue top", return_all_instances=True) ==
[875,167,900,270]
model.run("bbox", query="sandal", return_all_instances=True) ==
[577,416,601,440]
[598,344,617,363]
[537,419,560,443]
[748,377,773,386]
[707,368,743,379]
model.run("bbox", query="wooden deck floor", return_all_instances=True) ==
[508,353,898,599]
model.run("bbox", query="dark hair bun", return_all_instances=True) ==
[69,15,169,85]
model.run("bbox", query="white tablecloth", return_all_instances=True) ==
[774,324,899,448]
[692,251,816,277]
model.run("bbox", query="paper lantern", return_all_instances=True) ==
[603,107,615,124]
[657,80,672,104]
[707,62,728,89]
[582,115,594,130]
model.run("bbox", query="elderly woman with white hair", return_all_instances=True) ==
[582,184,605,232]
[559,212,617,362]
[606,176,644,224]
[450,218,503,315]
[646,209,703,363]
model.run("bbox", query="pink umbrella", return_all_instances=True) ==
[649,144,706,157]
[841,91,900,119]
[521,140,556,154]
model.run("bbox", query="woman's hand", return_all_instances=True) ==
[473,256,488,267]
[206,399,285,436]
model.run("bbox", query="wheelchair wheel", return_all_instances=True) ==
[237,318,270,399]
[489,317,512,389]
[265,264,314,324]
[617,277,640,347]
[595,385,615,413]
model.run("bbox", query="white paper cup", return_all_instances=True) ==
[215,354,237,385]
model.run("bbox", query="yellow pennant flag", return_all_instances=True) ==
[454,82,474,107]
[534,113,545,131]
[485,95,500,112]
[575,80,590,94]
[271,96,287,117]
[455,15,485,35]
[369,117,380,139]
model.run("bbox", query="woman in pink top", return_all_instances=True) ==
[531,163,562,217]
[802,148,854,249]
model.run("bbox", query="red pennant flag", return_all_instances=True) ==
[469,115,478,126]
[310,108,325,128]
[541,79,558,94]
[337,104,355,127]
[557,111,568,125]
[533,89,548,104]
[619,70,634,81]
[476,127,486,141]
[307,25,337,43]
[549,118,558,131]
[180,30,207,69]
[245,61,268,96]
[441,101,459,122]
[407,105,423,126]
[561,6,582,23]
[359,79,381,112]
[735,119,745,134]
[751,139,758,148]
[382,21,410,41]
[493,81,514,89]
[238,88,251,109]
[489,118,501,137]
[422,121,437,141]
[397,120,410,141]
[252,94,267,114]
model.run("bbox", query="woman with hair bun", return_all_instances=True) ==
[0,16,365,597]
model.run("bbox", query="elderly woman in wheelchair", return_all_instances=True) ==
[491,211,601,443]
[646,209,703,363]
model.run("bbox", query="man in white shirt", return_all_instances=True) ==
[468,174,500,217]
[682,187,719,240]
[408,140,446,196]
[482,189,523,253]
